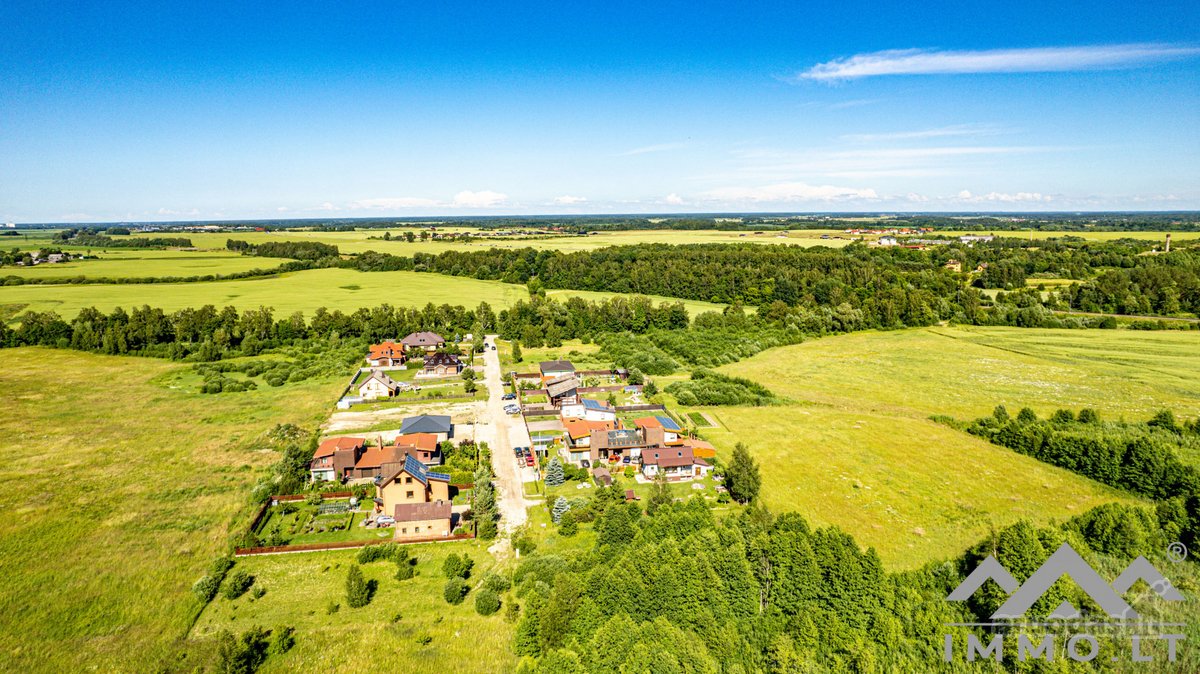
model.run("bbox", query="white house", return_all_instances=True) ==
[357,370,400,400]
[581,398,617,422]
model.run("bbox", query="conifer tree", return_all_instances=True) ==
[551,496,570,524]
[544,457,565,487]
[725,442,761,504]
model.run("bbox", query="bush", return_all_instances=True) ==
[357,543,402,564]
[665,369,778,406]
[443,578,468,605]
[223,570,255,600]
[268,625,295,656]
[482,572,512,593]
[474,588,501,616]
[559,511,578,537]
[442,553,474,579]
[395,560,416,581]
[192,575,220,603]
[346,565,372,608]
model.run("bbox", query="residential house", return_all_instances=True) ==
[374,455,453,539]
[421,352,462,377]
[546,374,580,407]
[366,341,406,367]
[357,370,401,400]
[584,424,665,466]
[539,360,576,380]
[310,437,366,481]
[641,447,711,482]
[682,438,717,461]
[398,414,453,442]
[959,235,995,245]
[634,416,684,445]
[562,418,618,464]
[349,434,442,479]
[944,259,963,273]
[581,398,617,422]
[401,331,445,353]
[390,432,443,466]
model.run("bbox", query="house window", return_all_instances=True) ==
[415,526,421,533]
[405,477,413,484]
[401,528,407,534]
[406,490,414,498]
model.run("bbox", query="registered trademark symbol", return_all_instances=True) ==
[1167,542,1188,564]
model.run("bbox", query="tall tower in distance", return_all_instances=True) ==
[1166,233,1172,253]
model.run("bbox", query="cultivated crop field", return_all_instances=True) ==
[0,249,279,279]
[0,268,727,320]
[0,347,344,672]
[685,326,1200,568]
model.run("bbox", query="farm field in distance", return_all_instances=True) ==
[0,248,279,279]
[0,347,346,672]
[683,326,1200,567]
[0,267,728,319]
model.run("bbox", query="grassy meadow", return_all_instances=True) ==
[677,326,1200,568]
[192,543,517,674]
[0,249,279,279]
[0,347,344,672]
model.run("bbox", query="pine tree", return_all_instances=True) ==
[725,442,761,504]
[511,340,523,363]
[647,471,672,515]
[473,465,498,540]
[552,496,570,524]
[345,564,371,608]
[544,457,565,487]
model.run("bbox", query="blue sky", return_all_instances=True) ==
[1,1,1198,222]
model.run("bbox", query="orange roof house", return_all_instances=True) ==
[366,341,405,366]
[310,437,366,481]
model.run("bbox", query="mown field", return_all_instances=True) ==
[683,326,1200,568]
[0,268,727,319]
[0,347,344,672]
[192,543,516,673]
[1,249,278,279]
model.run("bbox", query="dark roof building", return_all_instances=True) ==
[399,414,453,436]
[539,360,575,376]
[401,331,446,349]
[393,499,452,522]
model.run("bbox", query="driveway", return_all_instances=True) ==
[478,335,532,536]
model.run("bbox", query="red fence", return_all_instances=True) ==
[235,533,475,557]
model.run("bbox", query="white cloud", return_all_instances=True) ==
[620,142,690,156]
[841,124,1003,143]
[955,190,1054,203]
[348,198,435,210]
[452,190,509,208]
[156,207,200,217]
[664,193,685,205]
[905,192,930,203]
[553,195,588,205]
[800,44,1200,81]
[701,182,878,203]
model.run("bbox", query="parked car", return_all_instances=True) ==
[376,515,395,525]
[525,456,535,466]
[491,345,497,350]
[622,456,631,464]
[501,393,516,400]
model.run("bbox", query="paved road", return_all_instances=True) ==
[479,335,531,538]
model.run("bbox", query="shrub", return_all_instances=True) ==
[559,511,578,537]
[223,570,255,600]
[251,586,267,600]
[443,578,468,605]
[482,572,512,593]
[192,575,220,603]
[268,625,295,656]
[357,543,400,564]
[346,565,372,608]
[395,560,416,581]
[474,588,501,616]
[442,553,474,579]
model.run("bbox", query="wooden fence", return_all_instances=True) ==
[235,533,475,557]
[271,491,353,502]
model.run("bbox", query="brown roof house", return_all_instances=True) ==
[546,374,580,407]
[366,341,406,367]
[356,370,401,400]
[310,437,366,482]
[641,447,711,482]
[375,455,454,540]
[401,331,445,352]
[421,352,462,377]
[539,360,576,380]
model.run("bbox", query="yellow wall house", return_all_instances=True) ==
[375,455,453,539]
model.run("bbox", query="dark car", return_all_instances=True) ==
[501,393,516,400]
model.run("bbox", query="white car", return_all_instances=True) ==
[376,515,395,525]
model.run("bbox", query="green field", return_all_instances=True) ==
[0,267,728,320]
[191,543,517,674]
[681,326,1200,568]
[0,249,280,279]
[0,347,345,672]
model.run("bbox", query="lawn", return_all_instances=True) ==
[0,347,345,672]
[0,249,279,279]
[257,503,391,545]
[681,325,1200,569]
[191,542,517,673]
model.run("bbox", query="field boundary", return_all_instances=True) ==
[235,533,475,557]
